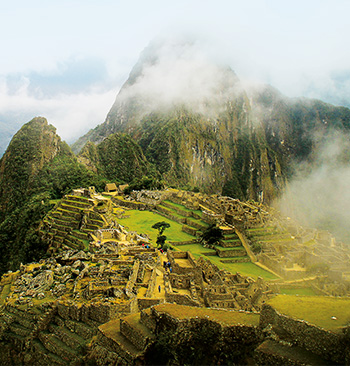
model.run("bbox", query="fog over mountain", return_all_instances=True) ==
[1,1,350,155]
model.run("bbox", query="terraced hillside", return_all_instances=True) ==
[40,194,111,253]
[155,198,249,263]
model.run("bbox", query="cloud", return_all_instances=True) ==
[117,37,243,117]
[276,130,350,243]
[0,74,116,146]
[300,70,350,108]
[0,57,118,151]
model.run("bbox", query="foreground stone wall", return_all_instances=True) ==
[259,304,349,364]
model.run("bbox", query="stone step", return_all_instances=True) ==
[63,238,81,250]
[8,322,32,337]
[81,228,95,234]
[60,202,85,213]
[120,313,155,351]
[56,316,99,340]
[51,218,79,229]
[255,340,334,366]
[84,223,100,231]
[4,306,39,326]
[3,330,26,343]
[88,343,129,366]
[62,199,92,209]
[48,323,87,350]
[156,205,187,224]
[221,240,242,248]
[98,320,144,364]
[38,330,80,363]
[65,195,92,204]
[71,230,89,240]
[32,339,66,366]
[140,307,157,333]
[57,208,82,220]
[87,218,105,226]
[224,233,239,240]
[182,224,198,236]
[53,228,69,238]
[161,201,192,217]
[216,247,247,258]
[185,218,209,231]
[50,222,73,233]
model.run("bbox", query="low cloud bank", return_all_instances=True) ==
[276,130,350,242]
[0,57,118,153]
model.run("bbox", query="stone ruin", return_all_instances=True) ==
[3,187,350,364]
[162,251,272,311]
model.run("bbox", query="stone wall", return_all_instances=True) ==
[259,304,349,364]
[165,292,200,307]
[137,298,165,311]
[145,268,157,298]
[112,196,149,210]
[216,248,246,258]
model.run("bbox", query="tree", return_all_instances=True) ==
[152,221,171,249]
[152,221,170,236]
[199,224,224,248]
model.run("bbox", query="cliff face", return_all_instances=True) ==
[73,41,350,203]
[77,133,157,184]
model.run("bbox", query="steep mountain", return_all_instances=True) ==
[72,40,350,203]
[0,117,104,275]
[77,132,158,184]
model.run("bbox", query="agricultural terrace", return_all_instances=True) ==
[267,295,350,332]
[117,210,194,243]
[117,209,279,280]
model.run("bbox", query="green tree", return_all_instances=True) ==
[152,221,170,249]
[199,224,224,248]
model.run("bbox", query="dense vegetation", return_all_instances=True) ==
[0,118,106,275]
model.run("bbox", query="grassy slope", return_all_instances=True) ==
[267,295,350,332]
[117,210,194,243]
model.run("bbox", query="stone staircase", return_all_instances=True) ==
[31,312,101,365]
[156,199,209,238]
[0,304,42,341]
[93,310,156,365]
[156,199,249,262]
[41,194,108,253]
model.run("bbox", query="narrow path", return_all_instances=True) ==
[234,228,257,262]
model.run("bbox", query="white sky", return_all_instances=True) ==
[1,0,350,143]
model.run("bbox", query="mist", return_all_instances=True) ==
[276,130,350,243]
[117,38,243,117]
[0,58,118,154]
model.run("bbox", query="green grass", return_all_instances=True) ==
[267,295,350,332]
[178,242,278,280]
[279,287,318,296]
[163,200,203,218]
[154,303,260,326]
[164,200,193,211]
[206,257,279,280]
[118,209,278,280]
[215,246,245,251]
[177,243,216,254]
[118,210,194,243]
